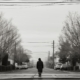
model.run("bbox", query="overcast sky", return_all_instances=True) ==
[0,3,80,62]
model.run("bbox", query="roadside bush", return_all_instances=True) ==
[2,54,8,66]
[12,65,15,70]
[69,66,73,71]
[75,66,79,70]
[67,67,71,70]
[0,65,16,72]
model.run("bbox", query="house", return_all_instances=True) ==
[8,59,14,65]
[54,57,60,66]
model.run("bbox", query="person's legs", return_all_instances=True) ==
[38,70,40,77]
[40,69,43,77]
[38,69,42,77]
[38,71,41,77]
[39,72,41,77]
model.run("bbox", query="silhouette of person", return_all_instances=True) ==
[36,58,44,77]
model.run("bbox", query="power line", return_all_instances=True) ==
[27,42,51,43]
[0,1,79,3]
[32,52,48,53]
[0,1,79,7]
[26,46,52,47]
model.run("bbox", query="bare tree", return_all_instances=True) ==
[15,45,30,64]
[59,13,80,70]
[0,13,31,66]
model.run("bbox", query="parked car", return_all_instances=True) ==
[16,65,22,69]
[54,63,62,70]
[60,64,67,70]
[21,64,28,69]
[15,63,28,69]
[60,63,72,70]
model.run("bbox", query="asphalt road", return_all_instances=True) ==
[1,67,73,74]
[0,67,80,80]
[1,79,80,80]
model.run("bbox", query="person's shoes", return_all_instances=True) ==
[39,76,41,78]
[39,75,41,77]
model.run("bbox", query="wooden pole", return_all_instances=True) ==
[53,40,54,69]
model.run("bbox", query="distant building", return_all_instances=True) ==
[8,59,14,65]
[54,54,60,66]
[48,56,53,64]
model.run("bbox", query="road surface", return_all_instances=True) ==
[2,79,80,80]
[0,67,80,80]
[0,67,74,74]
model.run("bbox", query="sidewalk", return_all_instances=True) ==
[0,73,80,79]
[0,74,35,79]
[55,69,80,74]
[34,74,80,78]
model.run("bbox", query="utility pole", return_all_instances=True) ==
[53,40,54,69]
[14,42,16,67]
[48,51,50,61]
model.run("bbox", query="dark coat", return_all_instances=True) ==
[36,60,44,73]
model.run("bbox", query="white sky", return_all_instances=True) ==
[0,3,80,62]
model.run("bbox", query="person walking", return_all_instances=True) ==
[36,58,44,77]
